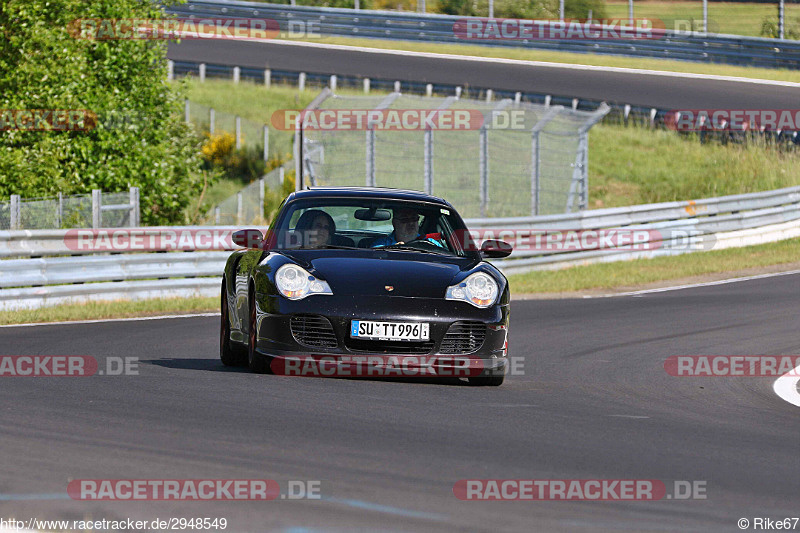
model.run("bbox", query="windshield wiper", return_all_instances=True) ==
[376,244,450,255]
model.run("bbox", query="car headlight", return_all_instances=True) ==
[445,272,499,308]
[275,264,333,300]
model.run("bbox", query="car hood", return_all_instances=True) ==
[282,251,474,298]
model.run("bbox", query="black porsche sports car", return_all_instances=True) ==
[220,187,512,386]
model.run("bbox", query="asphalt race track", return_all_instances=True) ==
[167,39,800,109]
[1,273,798,532]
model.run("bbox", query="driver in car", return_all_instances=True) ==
[371,208,445,248]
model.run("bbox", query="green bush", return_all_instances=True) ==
[760,16,800,39]
[0,0,208,225]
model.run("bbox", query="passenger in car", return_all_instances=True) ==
[294,210,355,248]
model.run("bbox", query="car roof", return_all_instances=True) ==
[288,187,454,207]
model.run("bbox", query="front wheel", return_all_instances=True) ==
[220,280,247,367]
[247,290,272,374]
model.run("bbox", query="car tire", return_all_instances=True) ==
[468,373,505,387]
[247,288,272,374]
[220,280,247,367]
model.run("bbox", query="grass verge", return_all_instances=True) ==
[507,237,800,293]
[605,0,800,38]
[274,35,800,83]
[0,297,217,326]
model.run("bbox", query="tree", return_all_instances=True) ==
[0,0,207,225]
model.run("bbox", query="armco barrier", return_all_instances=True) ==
[172,1,800,69]
[1,186,799,310]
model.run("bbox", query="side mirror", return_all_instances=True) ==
[232,229,264,249]
[480,239,512,258]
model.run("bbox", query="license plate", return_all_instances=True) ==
[350,320,429,341]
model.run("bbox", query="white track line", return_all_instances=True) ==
[774,365,800,407]
[0,312,219,328]
[584,268,800,298]
[246,38,800,87]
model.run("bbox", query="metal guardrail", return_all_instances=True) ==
[173,0,800,69]
[1,186,800,309]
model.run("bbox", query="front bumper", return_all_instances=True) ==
[254,293,509,377]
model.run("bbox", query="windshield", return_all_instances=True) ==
[270,197,474,257]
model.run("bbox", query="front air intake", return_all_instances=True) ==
[439,321,486,354]
[290,314,338,348]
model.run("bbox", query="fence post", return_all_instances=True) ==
[298,72,306,91]
[184,99,190,124]
[279,167,285,185]
[363,78,370,93]
[485,89,493,102]
[129,187,140,227]
[530,130,540,216]
[56,192,63,228]
[514,92,521,104]
[209,108,215,134]
[294,112,304,191]
[233,66,240,84]
[426,83,432,97]
[366,128,376,187]
[263,125,269,161]
[530,106,563,216]
[479,126,489,216]
[235,116,242,149]
[264,68,271,88]
[579,131,589,210]
[259,177,266,220]
[167,60,174,81]
[199,63,206,82]
[545,95,551,107]
[394,81,401,93]
[423,129,433,194]
[330,75,337,91]
[10,194,20,230]
[455,86,462,98]
[236,191,243,225]
[215,206,221,225]
[92,189,101,229]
